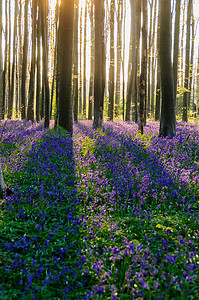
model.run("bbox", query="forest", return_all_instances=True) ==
[0,0,198,299]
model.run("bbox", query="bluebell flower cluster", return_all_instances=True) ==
[0,120,198,299]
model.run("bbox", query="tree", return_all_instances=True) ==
[182,0,192,122]
[0,0,3,119]
[93,0,105,128]
[73,0,79,121]
[36,0,41,121]
[27,0,37,122]
[159,0,176,137]
[173,0,181,101]
[21,0,29,119]
[108,0,115,121]
[125,0,136,121]
[115,0,123,117]
[88,0,94,120]
[139,0,147,134]
[58,0,74,133]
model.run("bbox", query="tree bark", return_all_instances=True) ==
[21,0,29,119]
[125,0,136,121]
[159,0,176,137]
[58,0,74,133]
[73,0,79,121]
[108,0,115,121]
[182,0,192,122]
[139,0,147,134]
[173,0,181,101]
[27,0,37,122]
[88,1,94,120]
[93,0,105,128]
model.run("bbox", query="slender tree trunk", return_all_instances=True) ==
[147,0,154,118]
[27,0,37,122]
[159,0,176,137]
[50,3,59,120]
[83,3,87,118]
[7,0,11,118]
[40,0,50,127]
[182,0,192,122]
[188,9,194,109]
[132,0,141,123]
[88,1,94,120]
[73,0,79,121]
[173,0,181,101]
[150,0,157,118]
[0,0,3,119]
[36,1,41,121]
[58,0,74,133]
[155,7,161,121]
[115,0,123,117]
[93,0,105,128]
[79,7,83,115]
[139,0,147,134]
[21,0,29,119]
[108,0,115,121]
[125,0,136,121]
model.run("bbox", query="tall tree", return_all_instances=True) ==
[0,0,3,119]
[147,0,154,118]
[36,0,41,121]
[125,0,136,121]
[93,0,105,128]
[173,0,181,101]
[21,0,29,119]
[188,9,194,108]
[73,0,79,121]
[115,0,123,117]
[155,6,161,121]
[40,0,50,127]
[27,0,37,121]
[8,0,17,119]
[108,0,115,121]
[182,0,192,122]
[83,3,87,118]
[58,0,74,133]
[139,0,147,134]
[88,0,94,120]
[159,0,176,137]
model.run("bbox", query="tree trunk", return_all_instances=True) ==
[79,7,83,115]
[73,0,79,121]
[21,0,29,119]
[108,0,115,121]
[88,1,94,120]
[125,0,136,121]
[27,0,37,122]
[58,0,74,133]
[155,7,161,121]
[0,0,3,119]
[182,0,192,122]
[40,0,50,127]
[139,0,147,134]
[93,0,105,128]
[36,1,41,122]
[147,0,154,118]
[188,9,194,109]
[83,3,87,118]
[150,0,157,118]
[115,0,123,117]
[159,0,176,137]
[173,0,181,101]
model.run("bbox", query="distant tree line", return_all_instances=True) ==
[0,0,197,136]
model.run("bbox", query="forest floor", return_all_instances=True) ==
[0,119,198,300]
